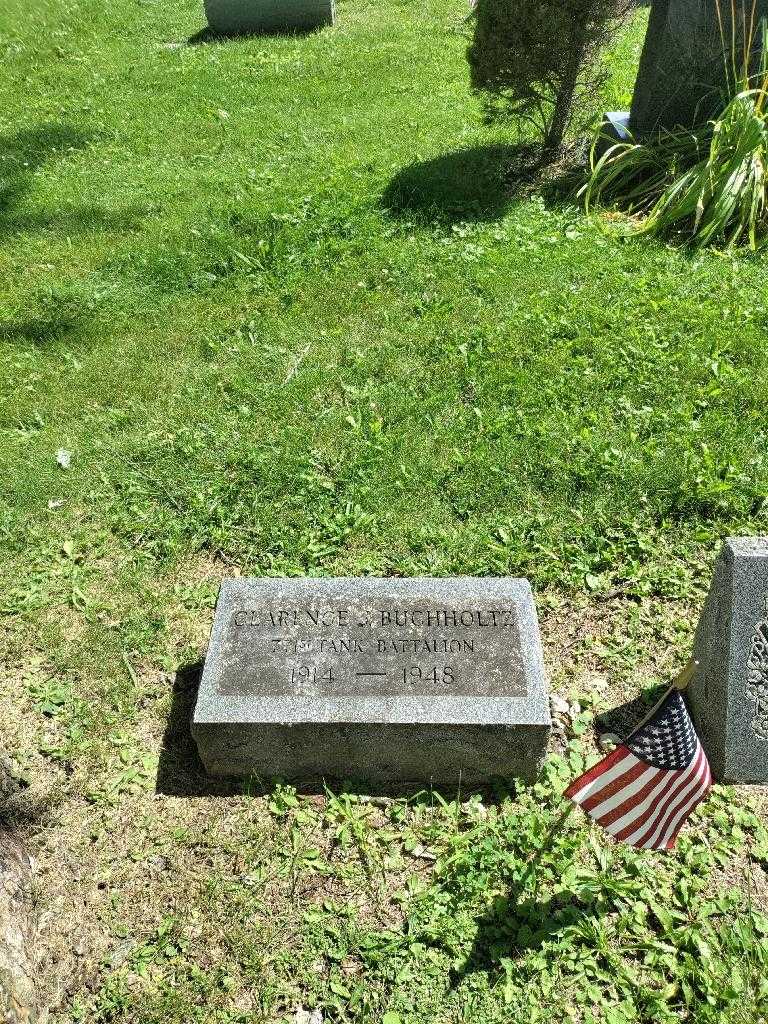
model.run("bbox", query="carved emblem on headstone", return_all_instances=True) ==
[747,597,768,741]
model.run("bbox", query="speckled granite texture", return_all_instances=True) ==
[687,538,768,783]
[193,577,551,785]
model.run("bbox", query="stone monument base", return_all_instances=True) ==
[192,577,551,786]
[204,0,335,35]
[197,721,550,786]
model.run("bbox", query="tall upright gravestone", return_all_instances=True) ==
[630,0,768,133]
[686,538,768,783]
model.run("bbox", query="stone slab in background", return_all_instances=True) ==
[630,0,768,133]
[686,537,768,783]
[204,0,335,34]
[193,577,551,785]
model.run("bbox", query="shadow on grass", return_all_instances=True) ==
[0,123,92,232]
[187,22,322,45]
[381,144,522,225]
[447,806,586,988]
[9,205,142,236]
[381,143,582,226]
[156,661,242,797]
[156,660,520,803]
[1,122,143,239]
[0,317,82,347]
[595,683,669,742]
[0,122,146,348]
[450,888,589,986]
[187,26,228,44]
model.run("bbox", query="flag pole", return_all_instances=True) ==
[565,657,711,851]
[623,658,698,743]
[517,802,576,896]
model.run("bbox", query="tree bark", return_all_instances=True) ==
[544,37,587,155]
[0,832,37,1024]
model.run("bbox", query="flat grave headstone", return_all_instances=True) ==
[192,577,551,785]
[687,537,768,783]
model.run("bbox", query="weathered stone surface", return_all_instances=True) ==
[204,0,335,34]
[193,577,551,785]
[0,832,37,1024]
[686,537,768,783]
[630,0,768,132]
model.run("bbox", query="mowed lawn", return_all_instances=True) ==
[1,1,768,1022]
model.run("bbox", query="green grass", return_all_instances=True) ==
[583,42,768,249]
[1,1,768,1022]
[1,0,765,596]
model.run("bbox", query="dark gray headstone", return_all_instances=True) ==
[192,577,551,785]
[204,0,335,34]
[630,0,768,133]
[686,537,768,783]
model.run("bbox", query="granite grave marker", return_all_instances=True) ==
[686,537,768,783]
[192,577,551,785]
[630,0,768,133]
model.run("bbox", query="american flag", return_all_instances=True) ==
[565,690,712,850]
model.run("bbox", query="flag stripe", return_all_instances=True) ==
[662,766,712,849]
[590,765,662,822]
[596,765,667,829]
[644,747,708,849]
[604,766,676,837]
[648,752,711,850]
[631,747,706,848]
[622,751,703,848]
[641,746,708,849]
[611,761,687,843]
[660,778,710,851]
[580,758,650,813]
[565,747,633,801]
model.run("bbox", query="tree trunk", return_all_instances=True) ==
[544,39,587,155]
[0,832,37,1024]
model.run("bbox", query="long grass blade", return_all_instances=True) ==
[582,27,768,249]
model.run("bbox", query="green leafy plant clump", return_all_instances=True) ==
[468,0,632,153]
[584,5,768,248]
[583,82,768,249]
